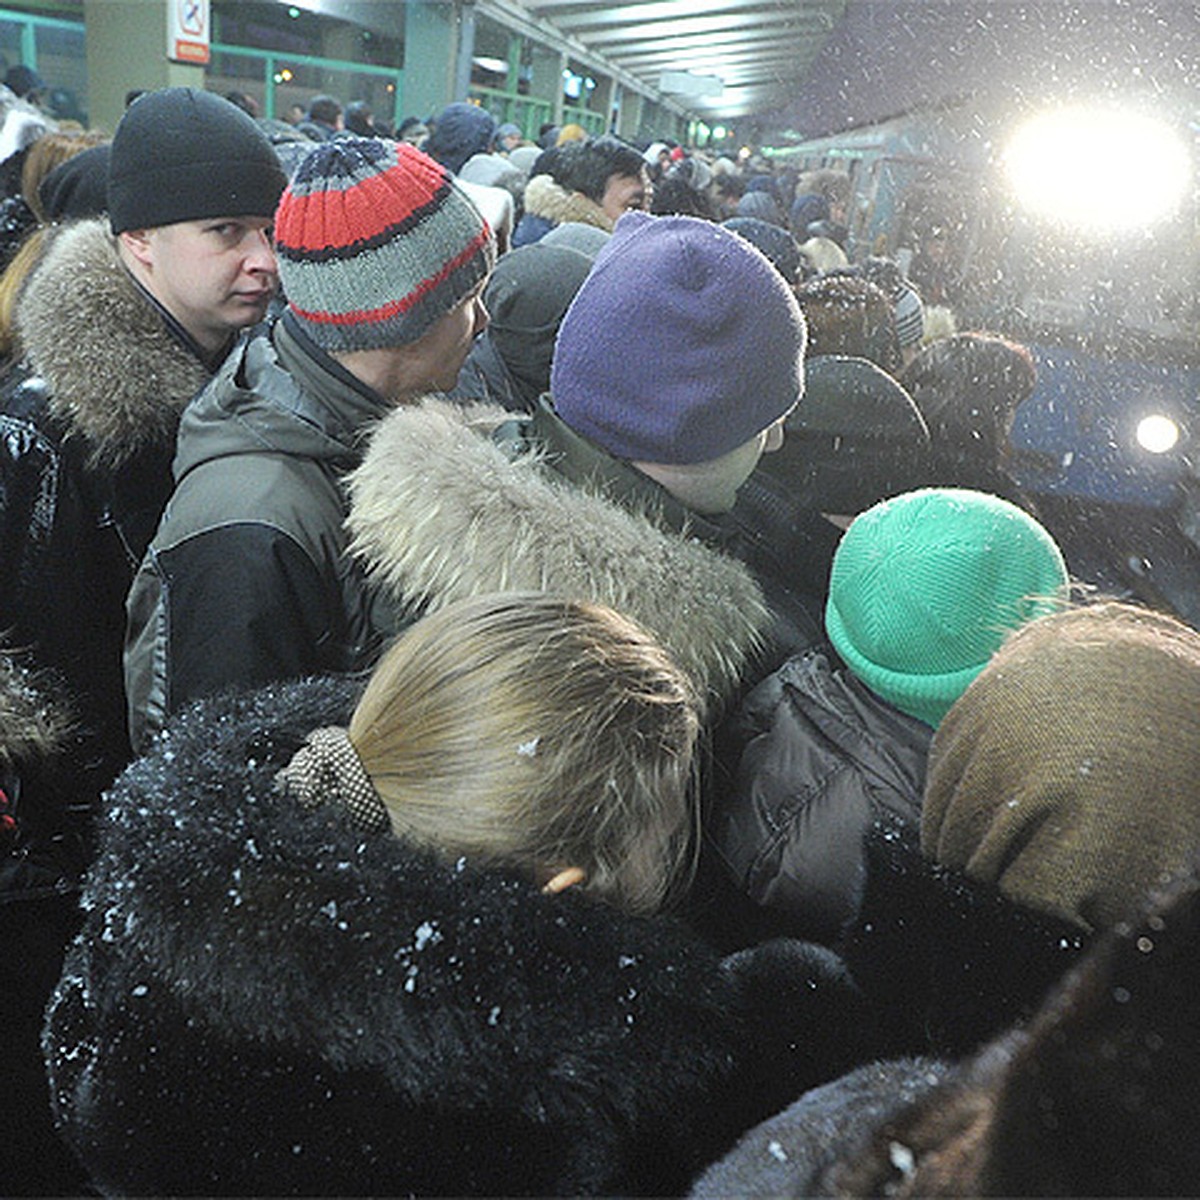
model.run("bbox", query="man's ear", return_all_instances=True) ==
[118,228,154,269]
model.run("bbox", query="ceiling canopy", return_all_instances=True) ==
[521,0,847,123]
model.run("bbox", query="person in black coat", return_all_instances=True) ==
[46,593,874,1197]
[705,487,1071,950]
[694,599,1200,1196]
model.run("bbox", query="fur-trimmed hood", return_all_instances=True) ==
[522,172,614,232]
[0,655,69,770]
[346,399,770,711]
[45,675,868,1196]
[16,219,210,467]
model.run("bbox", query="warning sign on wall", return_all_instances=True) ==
[168,0,211,65]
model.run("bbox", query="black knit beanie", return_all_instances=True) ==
[108,88,287,234]
[39,144,111,222]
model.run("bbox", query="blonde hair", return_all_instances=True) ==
[556,123,588,146]
[349,593,701,915]
[0,229,44,358]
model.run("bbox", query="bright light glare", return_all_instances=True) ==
[1136,414,1180,454]
[1003,107,1192,232]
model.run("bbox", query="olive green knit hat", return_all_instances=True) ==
[825,488,1069,727]
[922,601,1200,932]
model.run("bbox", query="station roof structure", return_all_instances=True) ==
[511,0,847,124]
[494,0,1200,139]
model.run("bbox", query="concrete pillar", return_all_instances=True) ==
[617,89,644,142]
[452,0,476,105]
[529,43,565,127]
[593,74,615,132]
[403,0,458,120]
[84,0,203,134]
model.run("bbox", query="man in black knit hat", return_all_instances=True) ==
[0,87,286,1195]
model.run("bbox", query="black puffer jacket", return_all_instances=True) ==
[707,647,931,946]
[45,674,876,1198]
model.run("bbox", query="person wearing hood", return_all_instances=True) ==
[50,592,874,1196]
[124,138,495,753]
[512,134,650,246]
[344,212,819,729]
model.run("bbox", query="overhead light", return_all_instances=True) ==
[1003,105,1191,233]
[1136,414,1181,454]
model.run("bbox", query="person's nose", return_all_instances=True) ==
[245,228,277,275]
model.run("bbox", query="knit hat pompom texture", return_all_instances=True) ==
[109,88,287,234]
[826,488,1069,728]
[552,211,806,465]
[275,138,495,352]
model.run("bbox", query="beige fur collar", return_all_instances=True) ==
[17,219,211,468]
[346,399,769,713]
[522,174,614,232]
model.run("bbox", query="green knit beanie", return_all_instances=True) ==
[825,488,1068,727]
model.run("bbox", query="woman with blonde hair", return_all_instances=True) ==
[45,593,867,1197]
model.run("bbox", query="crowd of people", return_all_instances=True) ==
[2,78,1199,1197]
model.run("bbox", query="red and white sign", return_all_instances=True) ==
[168,0,210,65]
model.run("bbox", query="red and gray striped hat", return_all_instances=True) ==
[274,138,495,352]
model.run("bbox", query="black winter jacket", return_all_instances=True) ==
[707,647,931,946]
[45,675,876,1197]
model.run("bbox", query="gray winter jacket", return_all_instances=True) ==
[124,312,390,752]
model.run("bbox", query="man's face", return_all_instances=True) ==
[601,168,651,223]
[125,216,278,354]
[392,284,490,398]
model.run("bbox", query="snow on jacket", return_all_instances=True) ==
[124,311,391,753]
[708,646,932,945]
[45,674,873,1197]
[346,396,774,716]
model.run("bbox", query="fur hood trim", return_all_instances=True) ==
[16,219,210,467]
[522,173,614,232]
[0,655,71,768]
[346,399,769,710]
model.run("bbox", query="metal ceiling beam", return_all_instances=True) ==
[477,0,690,113]
[614,41,820,69]
[531,0,827,25]
[565,13,816,46]
[608,26,817,59]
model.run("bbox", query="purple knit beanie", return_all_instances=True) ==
[551,211,807,465]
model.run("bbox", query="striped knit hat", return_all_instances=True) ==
[274,138,495,352]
